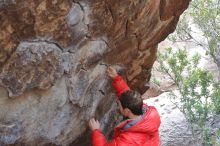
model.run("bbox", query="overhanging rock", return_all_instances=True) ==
[0,0,191,145]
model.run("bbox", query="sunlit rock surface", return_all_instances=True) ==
[0,0,190,145]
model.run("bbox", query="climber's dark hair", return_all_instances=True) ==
[119,90,143,115]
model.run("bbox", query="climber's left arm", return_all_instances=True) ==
[89,119,116,146]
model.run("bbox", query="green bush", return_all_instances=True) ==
[157,0,220,144]
[169,0,220,76]
[157,48,220,146]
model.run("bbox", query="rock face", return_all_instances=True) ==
[0,0,190,145]
[0,42,64,97]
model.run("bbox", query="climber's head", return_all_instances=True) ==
[118,90,143,117]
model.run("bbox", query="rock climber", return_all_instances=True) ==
[89,66,161,146]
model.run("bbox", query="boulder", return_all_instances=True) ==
[0,0,190,145]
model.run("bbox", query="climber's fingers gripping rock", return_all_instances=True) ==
[107,66,118,78]
[89,118,100,131]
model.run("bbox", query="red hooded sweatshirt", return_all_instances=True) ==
[91,75,161,146]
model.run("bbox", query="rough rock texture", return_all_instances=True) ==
[0,42,64,97]
[0,0,190,145]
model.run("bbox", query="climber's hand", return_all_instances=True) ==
[107,66,118,78]
[89,118,100,131]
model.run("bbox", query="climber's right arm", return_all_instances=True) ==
[112,75,130,97]
[107,66,130,97]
